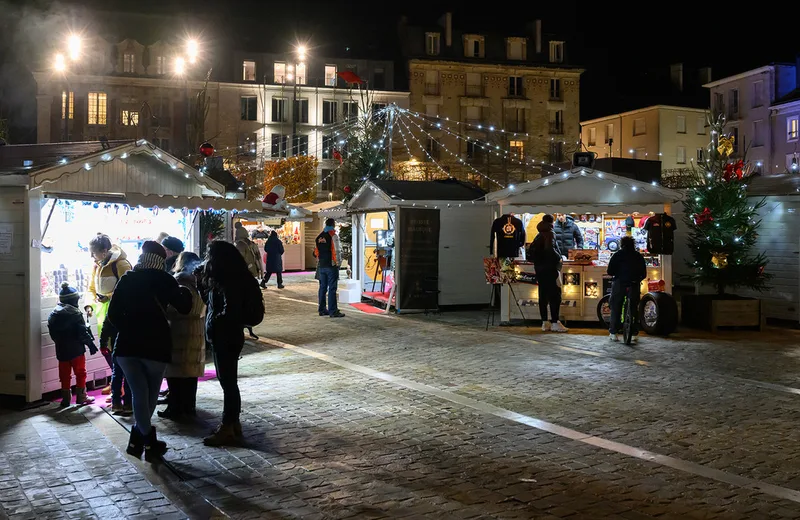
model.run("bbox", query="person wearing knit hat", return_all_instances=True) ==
[108,240,192,461]
[161,236,185,272]
[48,283,98,407]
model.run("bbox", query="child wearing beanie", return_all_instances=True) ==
[48,282,99,407]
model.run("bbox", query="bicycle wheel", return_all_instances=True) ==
[622,295,634,345]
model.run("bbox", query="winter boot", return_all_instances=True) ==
[233,421,243,438]
[75,388,95,405]
[144,426,168,462]
[126,426,145,458]
[203,424,239,447]
[59,389,72,408]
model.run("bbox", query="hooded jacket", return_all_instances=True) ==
[107,268,192,363]
[528,220,562,259]
[528,222,563,281]
[166,282,206,378]
[553,216,584,252]
[264,232,285,273]
[88,245,132,300]
[48,304,98,362]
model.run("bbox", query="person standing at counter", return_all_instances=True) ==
[553,214,584,254]
[529,219,569,333]
[607,236,647,343]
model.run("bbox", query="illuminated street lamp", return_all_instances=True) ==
[53,53,66,73]
[67,34,81,61]
[174,56,186,76]
[186,39,199,64]
[291,43,309,156]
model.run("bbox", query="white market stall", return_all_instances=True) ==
[348,179,492,312]
[0,140,285,402]
[486,168,682,332]
[297,201,348,270]
[233,205,312,272]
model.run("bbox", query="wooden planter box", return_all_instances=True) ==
[681,294,765,332]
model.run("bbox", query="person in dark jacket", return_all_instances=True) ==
[48,283,98,407]
[108,241,192,461]
[161,236,185,273]
[262,231,285,289]
[553,214,584,253]
[99,318,131,415]
[314,218,345,318]
[529,220,569,333]
[607,236,647,342]
[200,240,251,446]
[527,214,562,258]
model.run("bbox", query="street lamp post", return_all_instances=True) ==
[289,45,306,156]
[53,34,81,142]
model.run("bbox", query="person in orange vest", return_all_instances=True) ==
[313,218,345,318]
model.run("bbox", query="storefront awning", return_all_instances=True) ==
[30,140,225,201]
[486,168,684,214]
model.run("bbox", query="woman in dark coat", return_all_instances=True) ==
[201,240,251,446]
[108,241,192,461]
[262,231,285,289]
[529,220,569,333]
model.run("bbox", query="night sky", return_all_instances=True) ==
[1,0,796,140]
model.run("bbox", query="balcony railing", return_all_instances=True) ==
[465,84,483,97]
[549,122,564,134]
[425,83,441,96]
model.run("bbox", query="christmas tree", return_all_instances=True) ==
[682,114,771,295]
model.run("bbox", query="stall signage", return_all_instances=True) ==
[397,208,439,311]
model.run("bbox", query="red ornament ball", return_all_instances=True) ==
[199,142,214,157]
[343,185,352,194]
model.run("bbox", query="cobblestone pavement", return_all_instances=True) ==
[3,280,800,519]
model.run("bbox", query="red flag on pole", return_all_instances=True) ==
[337,71,364,84]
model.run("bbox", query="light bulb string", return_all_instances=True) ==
[394,113,455,181]
[402,109,563,171]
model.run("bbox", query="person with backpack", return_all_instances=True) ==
[314,218,345,318]
[201,240,264,446]
[87,233,131,399]
[107,241,192,462]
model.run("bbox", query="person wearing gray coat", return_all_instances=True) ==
[158,271,206,419]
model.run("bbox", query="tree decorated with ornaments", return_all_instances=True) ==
[682,114,771,295]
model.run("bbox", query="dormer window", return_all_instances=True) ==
[464,35,484,58]
[506,37,527,60]
[426,32,440,56]
[549,41,564,63]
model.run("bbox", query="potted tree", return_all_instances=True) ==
[681,115,771,332]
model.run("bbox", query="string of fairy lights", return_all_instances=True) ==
[394,112,455,182]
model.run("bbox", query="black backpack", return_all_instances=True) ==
[242,276,265,327]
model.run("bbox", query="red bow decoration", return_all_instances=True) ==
[332,149,343,164]
[693,207,713,226]
[723,160,744,182]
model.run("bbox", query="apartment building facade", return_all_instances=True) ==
[33,35,408,199]
[580,106,709,171]
[399,14,583,187]
[704,64,798,174]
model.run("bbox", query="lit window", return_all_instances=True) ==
[274,62,286,84]
[788,116,799,142]
[121,110,139,126]
[61,91,74,120]
[426,32,440,56]
[325,65,337,87]
[123,53,135,73]
[243,60,256,81]
[509,140,524,161]
[88,92,107,125]
[154,56,165,75]
[549,41,564,63]
[296,63,306,85]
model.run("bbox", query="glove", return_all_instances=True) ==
[100,346,110,357]
[89,344,99,356]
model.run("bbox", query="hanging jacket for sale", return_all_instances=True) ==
[490,214,525,258]
[644,213,677,254]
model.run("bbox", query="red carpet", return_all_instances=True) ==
[350,303,386,314]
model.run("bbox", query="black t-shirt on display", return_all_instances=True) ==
[490,214,525,258]
[644,213,677,254]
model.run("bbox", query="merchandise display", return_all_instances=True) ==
[490,214,525,259]
[40,199,192,298]
[644,213,678,255]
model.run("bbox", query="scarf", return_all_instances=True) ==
[135,252,165,271]
[323,225,335,233]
